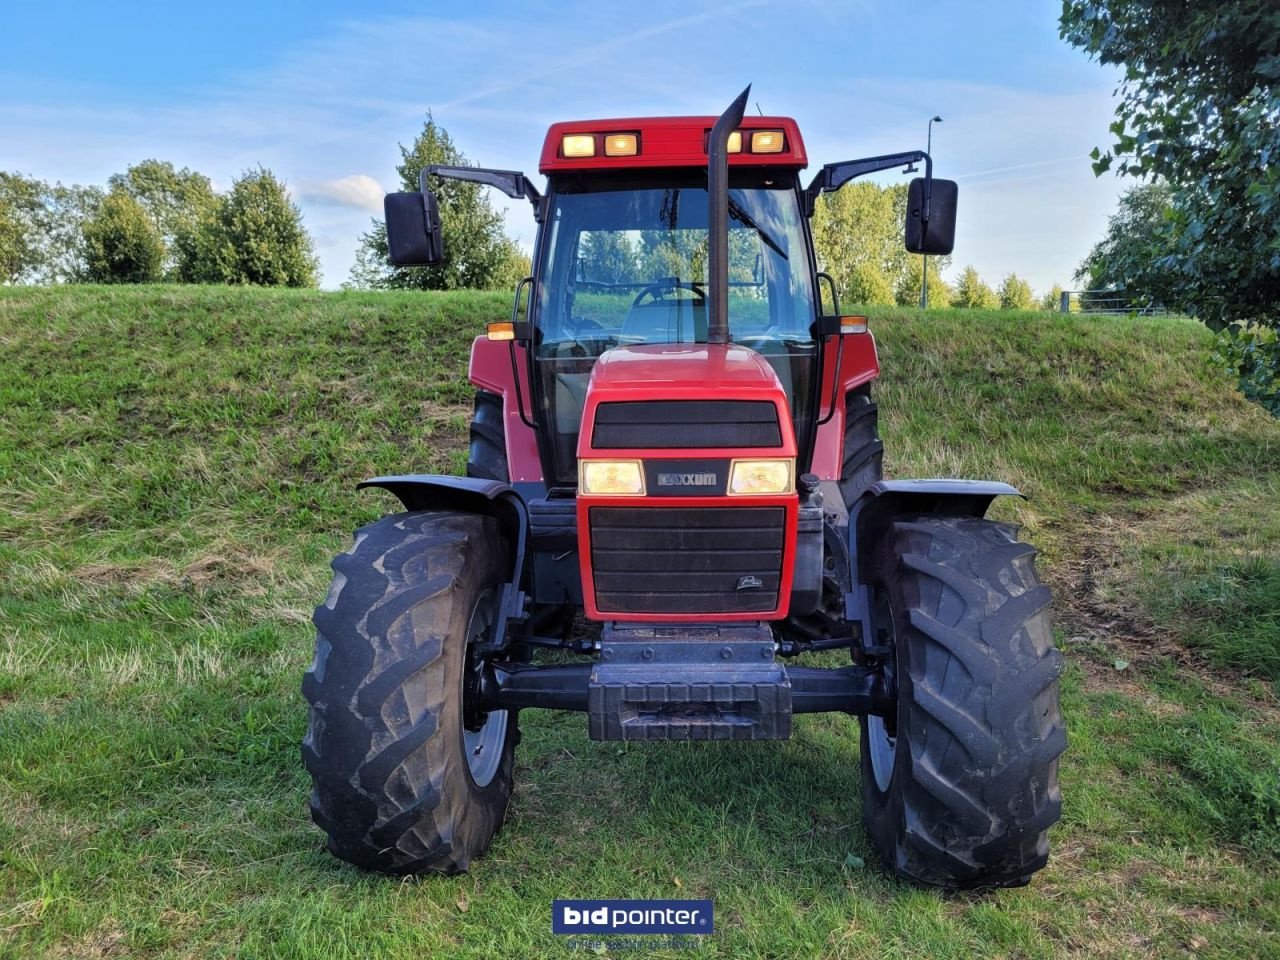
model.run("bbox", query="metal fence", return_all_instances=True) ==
[1060,290,1171,316]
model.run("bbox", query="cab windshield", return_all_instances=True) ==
[534,170,818,485]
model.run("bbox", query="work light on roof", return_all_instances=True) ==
[561,134,596,157]
[717,129,785,155]
[604,133,639,156]
[750,130,785,153]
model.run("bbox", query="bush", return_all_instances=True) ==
[954,266,999,309]
[82,190,164,284]
[998,273,1034,310]
[1040,283,1065,312]
[180,169,318,287]
[895,257,951,308]
[842,261,896,306]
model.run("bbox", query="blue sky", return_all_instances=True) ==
[2,0,1124,293]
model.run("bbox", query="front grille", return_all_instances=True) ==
[589,506,785,614]
[592,400,781,449]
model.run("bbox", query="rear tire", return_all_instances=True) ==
[839,383,883,509]
[859,515,1066,888]
[302,511,517,874]
[467,390,509,482]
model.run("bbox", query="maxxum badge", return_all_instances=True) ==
[656,471,718,488]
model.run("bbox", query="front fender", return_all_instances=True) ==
[859,479,1022,522]
[852,479,1024,564]
[846,479,1024,640]
[358,474,529,585]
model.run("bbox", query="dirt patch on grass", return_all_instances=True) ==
[0,789,99,847]
[71,544,281,596]
[49,926,127,959]
[1047,513,1280,717]
[181,549,277,592]
[75,559,175,587]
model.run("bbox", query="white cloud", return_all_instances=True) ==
[302,174,384,213]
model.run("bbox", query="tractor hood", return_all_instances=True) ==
[576,343,796,458]
[591,343,784,395]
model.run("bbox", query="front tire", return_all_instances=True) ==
[302,511,517,874]
[860,515,1066,888]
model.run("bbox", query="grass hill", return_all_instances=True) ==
[1,285,1277,958]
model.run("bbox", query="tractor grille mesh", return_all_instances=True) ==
[589,506,785,614]
[591,400,781,449]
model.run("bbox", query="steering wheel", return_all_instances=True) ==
[630,279,707,308]
[556,316,617,357]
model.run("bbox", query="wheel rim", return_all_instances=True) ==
[867,713,897,792]
[461,588,508,789]
[464,706,508,788]
[867,583,899,793]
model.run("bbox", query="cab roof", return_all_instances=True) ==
[539,116,807,174]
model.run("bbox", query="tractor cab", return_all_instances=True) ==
[530,120,819,488]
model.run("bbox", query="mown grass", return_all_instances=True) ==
[1,285,1278,959]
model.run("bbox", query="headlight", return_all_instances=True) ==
[580,460,645,496]
[728,458,794,496]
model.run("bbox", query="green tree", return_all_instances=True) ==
[998,273,1035,310]
[44,183,104,283]
[180,168,319,287]
[842,261,895,307]
[1060,0,1280,411]
[108,160,216,278]
[1073,183,1174,296]
[0,175,103,283]
[82,189,164,283]
[1041,283,1066,312]
[578,231,638,284]
[638,227,706,285]
[811,182,909,307]
[0,173,44,283]
[349,114,528,291]
[894,257,952,308]
[953,265,999,309]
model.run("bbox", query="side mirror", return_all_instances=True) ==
[904,177,958,255]
[384,190,444,266]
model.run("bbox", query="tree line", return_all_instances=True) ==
[810,180,1061,311]
[1,163,318,286]
[0,140,1062,312]
[0,116,1104,330]
[2,116,1060,309]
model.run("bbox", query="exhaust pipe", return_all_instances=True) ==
[707,85,751,345]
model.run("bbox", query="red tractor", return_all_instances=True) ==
[302,88,1066,889]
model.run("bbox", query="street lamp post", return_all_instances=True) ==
[920,115,942,309]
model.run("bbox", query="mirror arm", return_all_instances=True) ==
[814,332,845,428]
[803,150,932,216]
[816,272,840,316]
[423,165,546,222]
[508,276,537,430]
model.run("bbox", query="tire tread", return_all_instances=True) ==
[861,514,1066,888]
[467,390,509,482]
[302,511,515,875]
